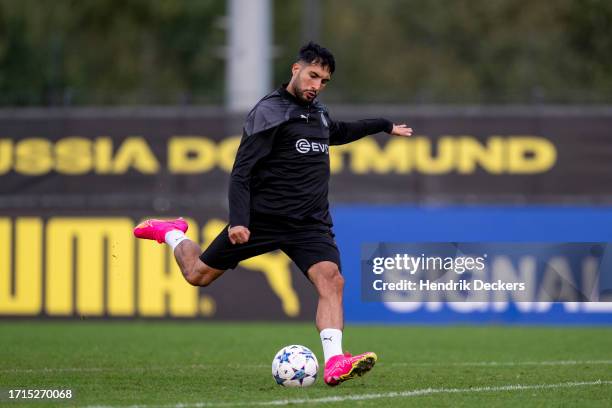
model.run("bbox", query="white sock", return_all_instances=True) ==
[164,230,189,250]
[320,328,343,363]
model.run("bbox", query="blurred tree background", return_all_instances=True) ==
[1,0,611,106]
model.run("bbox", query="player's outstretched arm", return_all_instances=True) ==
[390,123,413,137]
[328,116,413,145]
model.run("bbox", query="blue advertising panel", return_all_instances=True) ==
[332,206,612,325]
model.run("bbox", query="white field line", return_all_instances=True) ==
[0,364,260,374]
[389,359,612,367]
[81,380,612,408]
[3,359,611,374]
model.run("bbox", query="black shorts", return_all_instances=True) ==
[200,215,341,275]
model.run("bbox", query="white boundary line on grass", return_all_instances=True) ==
[389,359,612,367]
[3,359,611,374]
[82,380,612,408]
[0,364,219,374]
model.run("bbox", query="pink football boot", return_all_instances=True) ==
[133,218,188,243]
[324,351,377,386]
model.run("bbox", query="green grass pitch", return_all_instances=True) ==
[1,322,611,407]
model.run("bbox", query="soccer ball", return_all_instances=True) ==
[272,344,319,387]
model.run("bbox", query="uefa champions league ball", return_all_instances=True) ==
[272,345,319,387]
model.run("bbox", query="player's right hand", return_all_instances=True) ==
[228,225,250,244]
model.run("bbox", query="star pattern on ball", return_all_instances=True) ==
[291,368,306,381]
[277,350,292,363]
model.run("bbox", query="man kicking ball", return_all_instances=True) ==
[134,42,412,386]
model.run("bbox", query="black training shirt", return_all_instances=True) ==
[229,85,393,228]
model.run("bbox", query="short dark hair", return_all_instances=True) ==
[298,42,335,74]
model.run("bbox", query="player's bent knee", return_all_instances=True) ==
[198,275,214,287]
[331,272,344,292]
[185,272,211,287]
[310,262,343,294]
[185,264,224,287]
[335,272,345,288]
[184,273,202,287]
[310,262,339,278]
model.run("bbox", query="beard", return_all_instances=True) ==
[291,83,316,103]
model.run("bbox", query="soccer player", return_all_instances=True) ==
[134,42,412,386]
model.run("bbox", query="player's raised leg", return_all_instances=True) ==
[307,261,377,386]
[133,218,224,286]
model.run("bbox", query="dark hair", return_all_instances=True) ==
[298,42,335,74]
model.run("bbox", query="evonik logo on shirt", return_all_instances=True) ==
[295,139,329,154]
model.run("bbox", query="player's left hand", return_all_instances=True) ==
[391,123,413,137]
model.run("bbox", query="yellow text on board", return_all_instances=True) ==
[0,135,556,176]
